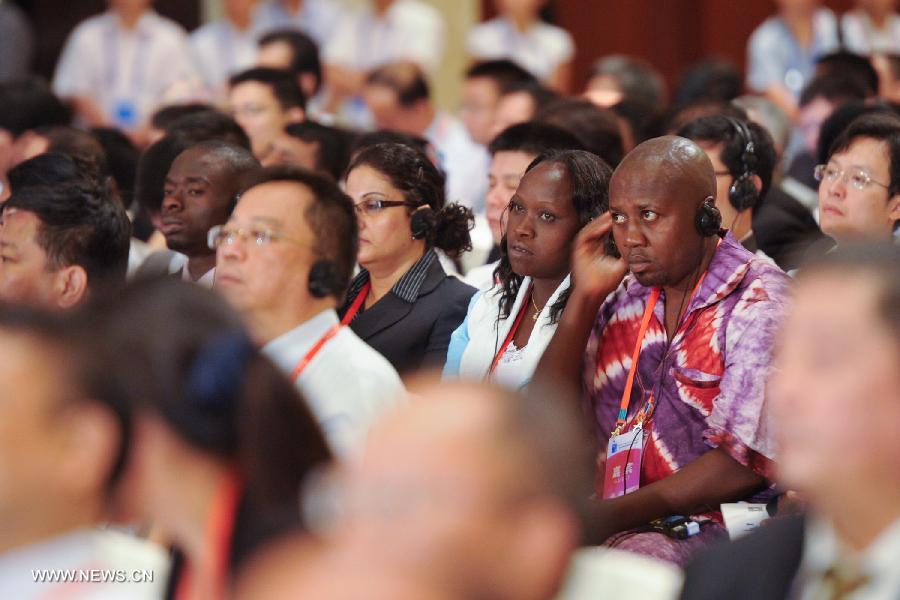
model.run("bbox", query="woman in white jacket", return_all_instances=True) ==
[444,149,612,389]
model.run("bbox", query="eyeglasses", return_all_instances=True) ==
[207,224,304,250]
[813,164,890,191]
[352,197,413,217]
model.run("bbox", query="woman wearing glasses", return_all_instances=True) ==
[340,142,476,373]
[443,150,612,389]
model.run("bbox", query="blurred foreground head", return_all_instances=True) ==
[300,379,594,600]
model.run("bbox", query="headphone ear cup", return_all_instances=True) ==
[696,201,722,237]
[308,259,340,299]
[728,174,759,212]
[410,206,435,240]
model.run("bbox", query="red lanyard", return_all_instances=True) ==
[175,471,242,600]
[290,322,344,382]
[486,285,532,378]
[612,272,708,436]
[341,281,371,326]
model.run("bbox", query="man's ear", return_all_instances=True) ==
[889,192,900,226]
[752,174,763,195]
[58,402,122,498]
[286,107,305,125]
[54,265,89,309]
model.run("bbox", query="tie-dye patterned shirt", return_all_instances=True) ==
[584,232,790,500]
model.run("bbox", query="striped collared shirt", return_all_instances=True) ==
[343,249,438,319]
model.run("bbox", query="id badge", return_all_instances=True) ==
[602,427,643,499]
[113,99,138,129]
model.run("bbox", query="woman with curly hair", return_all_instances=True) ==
[339,142,476,373]
[444,149,612,389]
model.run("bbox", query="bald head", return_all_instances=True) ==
[611,135,715,211]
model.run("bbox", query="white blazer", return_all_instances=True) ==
[444,275,570,389]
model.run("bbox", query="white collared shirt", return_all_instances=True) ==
[323,0,445,74]
[262,309,405,458]
[53,10,200,129]
[841,10,900,55]
[190,20,259,94]
[793,515,900,600]
[181,263,216,289]
[466,17,574,82]
[0,528,169,599]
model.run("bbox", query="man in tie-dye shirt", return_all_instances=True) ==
[536,136,791,566]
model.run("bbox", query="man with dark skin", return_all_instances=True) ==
[151,140,259,285]
[536,136,791,565]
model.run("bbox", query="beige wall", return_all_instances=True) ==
[201,0,479,110]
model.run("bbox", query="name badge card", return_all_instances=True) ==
[602,428,643,500]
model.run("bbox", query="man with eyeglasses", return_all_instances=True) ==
[213,166,404,458]
[814,113,900,246]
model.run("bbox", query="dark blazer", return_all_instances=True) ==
[680,515,806,600]
[340,256,476,374]
[754,186,826,272]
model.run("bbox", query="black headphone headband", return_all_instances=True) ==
[724,117,759,213]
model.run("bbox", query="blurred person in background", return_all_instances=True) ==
[82,278,332,599]
[137,140,259,285]
[672,59,743,114]
[585,55,667,112]
[445,150,612,390]
[264,122,352,180]
[536,97,625,168]
[323,0,445,121]
[0,0,34,83]
[214,166,404,457]
[253,0,342,44]
[0,307,169,598]
[340,143,475,374]
[464,122,584,288]
[301,380,596,600]
[0,181,130,310]
[363,62,487,211]
[467,0,574,92]
[681,244,900,600]
[489,79,559,140]
[746,0,839,119]
[228,68,306,162]
[190,0,260,96]
[459,60,537,149]
[872,53,900,103]
[53,0,199,138]
[841,0,900,55]
[256,29,325,119]
[814,112,900,246]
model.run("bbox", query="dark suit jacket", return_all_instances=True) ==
[754,186,826,272]
[680,515,806,600]
[341,258,475,374]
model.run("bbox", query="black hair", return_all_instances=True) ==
[4,180,131,289]
[536,98,625,167]
[590,55,667,110]
[816,102,894,165]
[6,152,82,194]
[349,129,430,158]
[799,73,870,108]
[229,67,307,111]
[283,122,353,181]
[150,103,214,131]
[239,166,358,300]
[611,97,665,147]
[676,115,779,209]
[828,112,900,198]
[487,121,584,157]
[496,150,613,323]
[258,29,322,94]
[347,142,473,258]
[0,77,70,137]
[800,243,900,341]
[76,277,332,511]
[135,135,189,215]
[465,59,537,91]
[498,80,559,115]
[673,58,742,110]
[90,127,140,209]
[365,62,430,107]
[35,126,109,182]
[815,52,879,97]
[665,100,749,135]
[168,109,252,150]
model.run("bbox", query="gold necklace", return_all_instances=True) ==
[530,291,545,322]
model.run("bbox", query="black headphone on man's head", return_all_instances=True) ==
[725,117,760,213]
[695,197,723,237]
[308,259,345,299]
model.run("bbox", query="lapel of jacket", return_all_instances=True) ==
[352,258,448,341]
